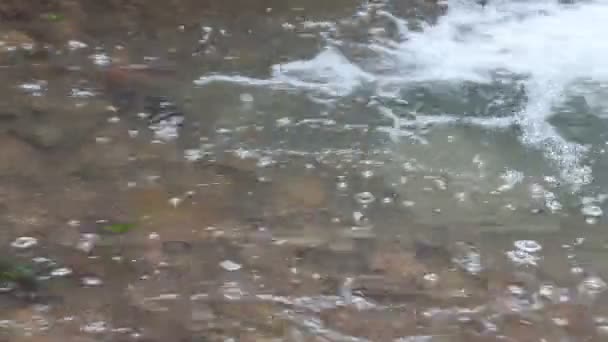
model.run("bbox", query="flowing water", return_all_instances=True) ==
[2,0,608,341]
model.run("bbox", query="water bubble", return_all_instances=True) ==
[276,117,292,127]
[571,266,585,274]
[336,181,348,190]
[530,183,545,199]
[382,197,394,204]
[507,285,525,296]
[0,281,16,293]
[77,233,99,253]
[452,243,482,275]
[582,205,603,217]
[352,211,368,226]
[67,40,87,50]
[586,217,598,224]
[81,321,108,334]
[256,156,274,167]
[81,276,103,287]
[219,260,242,271]
[578,276,607,296]
[423,273,439,286]
[354,192,375,205]
[50,267,73,277]
[546,199,563,212]
[539,284,555,299]
[597,325,608,337]
[361,170,374,178]
[282,22,295,30]
[19,81,47,96]
[402,200,415,207]
[68,220,81,227]
[32,257,54,265]
[240,93,254,102]
[95,136,111,144]
[434,179,448,190]
[506,249,540,266]
[514,240,542,253]
[168,197,182,208]
[11,236,38,249]
[184,149,203,162]
[90,53,111,66]
[552,317,569,327]
[221,282,246,300]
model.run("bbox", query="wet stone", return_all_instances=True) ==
[274,175,327,209]
[0,280,17,293]
[413,225,451,265]
[0,134,45,178]
[11,124,64,150]
[162,241,192,255]
[0,30,33,51]
[210,301,290,334]
[546,303,596,337]
[369,249,427,280]
[321,307,419,340]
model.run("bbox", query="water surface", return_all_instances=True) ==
[2,0,608,341]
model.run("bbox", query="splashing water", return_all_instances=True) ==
[194,0,608,192]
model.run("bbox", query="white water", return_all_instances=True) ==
[195,0,608,190]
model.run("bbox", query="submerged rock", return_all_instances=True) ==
[274,175,328,210]
[369,249,427,280]
[0,134,45,178]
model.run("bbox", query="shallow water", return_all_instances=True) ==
[2,0,608,341]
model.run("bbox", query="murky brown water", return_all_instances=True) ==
[2,1,608,341]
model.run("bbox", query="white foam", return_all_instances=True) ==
[195,48,374,97]
[372,0,608,187]
[193,0,608,188]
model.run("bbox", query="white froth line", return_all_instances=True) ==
[398,115,516,128]
[193,73,354,97]
[193,74,283,87]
